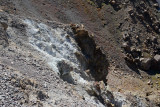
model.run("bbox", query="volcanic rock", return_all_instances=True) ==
[140,58,152,71]
[152,55,160,70]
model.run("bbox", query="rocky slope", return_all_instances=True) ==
[0,0,160,107]
[0,13,108,107]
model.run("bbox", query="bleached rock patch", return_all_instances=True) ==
[23,19,89,85]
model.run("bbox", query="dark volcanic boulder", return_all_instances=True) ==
[152,55,160,70]
[140,58,152,71]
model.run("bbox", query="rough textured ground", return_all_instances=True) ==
[0,0,160,107]
[0,13,106,107]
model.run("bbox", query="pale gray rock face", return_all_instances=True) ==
[23,19,90,85]
[154,55,160,62]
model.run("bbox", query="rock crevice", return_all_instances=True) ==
[71,24,109,83]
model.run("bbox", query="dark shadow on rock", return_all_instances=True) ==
[0,22,9,48]
[125,60,141,75]
[144,70,160,75]
[71,24,109,84]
